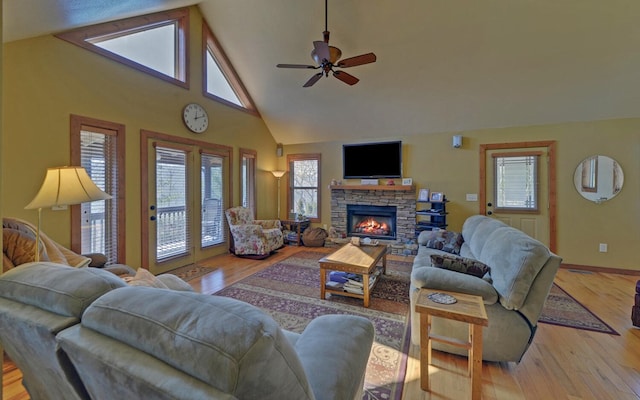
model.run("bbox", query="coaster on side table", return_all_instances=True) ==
[428,292,457,304]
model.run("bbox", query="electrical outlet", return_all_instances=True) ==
[466,193,478,201]
[599,243,608,253]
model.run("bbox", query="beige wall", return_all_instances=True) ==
[2,7,279,268]
[286,119,640,271]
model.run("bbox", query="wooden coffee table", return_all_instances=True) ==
[415,289,489,400]
[319,243,386,308]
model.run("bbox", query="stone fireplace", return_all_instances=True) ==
[330,185,417,254]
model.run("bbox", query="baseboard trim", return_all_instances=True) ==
[560,263,640,276]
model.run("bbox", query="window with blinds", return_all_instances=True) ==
[155,146,190,260]
[79,128,119,263]
[201,153,224,247]
[494,153,539,211]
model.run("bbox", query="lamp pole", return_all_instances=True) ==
[271,170,286,218]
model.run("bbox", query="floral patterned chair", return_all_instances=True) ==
[224,207,284,258]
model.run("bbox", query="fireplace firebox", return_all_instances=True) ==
[346,205,397,240]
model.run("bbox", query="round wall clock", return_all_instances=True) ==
[182,103,209,133]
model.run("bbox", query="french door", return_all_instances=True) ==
[142,132,230,274]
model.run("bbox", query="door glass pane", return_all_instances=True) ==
[201,154,224,247]
[156,147,189,260]
[494,155,538,211]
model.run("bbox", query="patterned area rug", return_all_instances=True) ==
[215,250,412,400]
[539,283,619,335]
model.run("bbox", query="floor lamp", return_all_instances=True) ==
[271,170,286,218]
[25,166,112,262]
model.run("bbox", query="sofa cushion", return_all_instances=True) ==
[430,254,490,278]
[418,230,464,254]
[80,287,315,400]
[479,227,551,310]
[0,262,126,318]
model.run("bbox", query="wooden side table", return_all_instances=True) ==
[280,219,310,246]
[415,289,489,400]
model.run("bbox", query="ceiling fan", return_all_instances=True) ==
[276,0,377,87]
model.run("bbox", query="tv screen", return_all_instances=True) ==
[343,141,402,179]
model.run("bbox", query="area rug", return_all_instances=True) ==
[165,264,217,281]
[215,250,412,400]
[539,283,619,335]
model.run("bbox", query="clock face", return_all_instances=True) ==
[183,103,209,133]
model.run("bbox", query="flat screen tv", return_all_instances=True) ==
[343,141,402,179]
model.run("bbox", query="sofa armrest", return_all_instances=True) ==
[294,314,374,400]
[411,266,499,304]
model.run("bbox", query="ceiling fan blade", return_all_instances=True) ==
[303,72,323,87]
[333,70,359,86]
[336,53,377,68]
[277,64,318,69]
[313,41,331,63]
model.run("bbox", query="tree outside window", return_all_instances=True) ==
[288,154,321,221]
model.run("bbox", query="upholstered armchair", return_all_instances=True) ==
[225,207,284,258]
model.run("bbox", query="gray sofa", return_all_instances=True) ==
[0,262,374,400]
[410,215,561,362]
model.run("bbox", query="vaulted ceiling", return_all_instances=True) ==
[4,0,640,144]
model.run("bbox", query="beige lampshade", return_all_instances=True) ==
[271,170,286,178]
[25,166,112,210]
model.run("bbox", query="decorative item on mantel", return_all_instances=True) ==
[386,180,395,186]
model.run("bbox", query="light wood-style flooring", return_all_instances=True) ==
[3,246,640,400]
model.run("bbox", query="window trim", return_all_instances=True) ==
[202,22,259,116]
[287,153,321,223]
[70,114,126,264]
[56,8,190,89]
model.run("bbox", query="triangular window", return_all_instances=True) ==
[203,24,259,116]
[56,8,189,88]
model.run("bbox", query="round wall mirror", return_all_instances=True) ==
[573,155,624,203]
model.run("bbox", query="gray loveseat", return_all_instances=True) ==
[0,262,374,400]
[410,215,561,362]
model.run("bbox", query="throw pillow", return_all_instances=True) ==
[420,230,464,254]
[2,228,48,266]
[430,254,490,278]
[123,267,169,289]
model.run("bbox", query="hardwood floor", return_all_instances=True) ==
[3,246,640,400]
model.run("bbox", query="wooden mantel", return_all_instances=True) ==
[329,185,415,191]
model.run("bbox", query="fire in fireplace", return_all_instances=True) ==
[353,217,390,236]
[346,205,397,240]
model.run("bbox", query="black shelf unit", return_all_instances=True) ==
[415,199,448,235]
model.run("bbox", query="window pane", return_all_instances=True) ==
[206,51,242,106]
[93,23,176,77]
[291,158,319,219]
[293,160,318,187]
[201,154,224,247]
[293,188,318,218]
[79,129,118,264]
[495,155,538,210]
[156,147,189,260]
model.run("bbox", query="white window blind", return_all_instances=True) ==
[494,154,539,211]
[201,153,224,247]
[79,128,119,264]
[156,146,190,260]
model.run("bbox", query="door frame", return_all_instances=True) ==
[140,129,234,269]
[479,140,557,253]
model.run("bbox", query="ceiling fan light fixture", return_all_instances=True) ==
[311,46,341,65]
